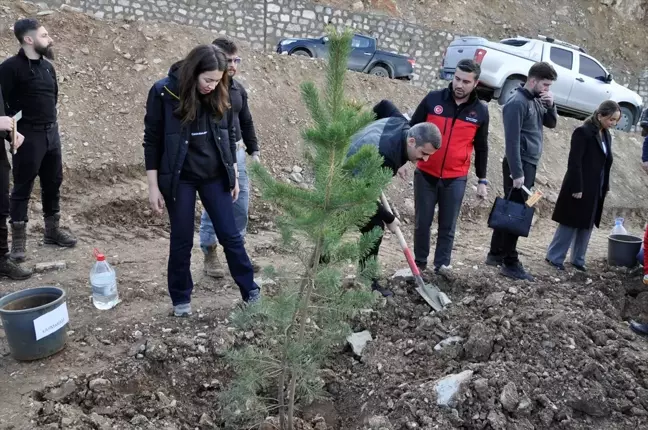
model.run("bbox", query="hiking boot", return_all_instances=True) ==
[10,221,27,262]
[545,258,565,271]
[501,262,535,282]
[371,280,393,297]
[0,256,32,280]
[44,215,77,248]
[203,245,225,278]
[485,253,503,267]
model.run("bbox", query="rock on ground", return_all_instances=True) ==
[434,370,473,407]
[463,323,494,361]
[347,330,373,357]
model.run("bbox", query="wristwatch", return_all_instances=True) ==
[478,179,489,185]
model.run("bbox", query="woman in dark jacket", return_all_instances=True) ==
[545,100,620,272]
[143,44,260,316]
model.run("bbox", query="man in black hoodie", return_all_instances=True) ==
[0,18,77,263]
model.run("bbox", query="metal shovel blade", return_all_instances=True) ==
[413,275,449,312]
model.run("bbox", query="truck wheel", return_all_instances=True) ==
[498,78,525,105]
[369,65,390,78]
[616,106,634,132]
[290,49,312,57]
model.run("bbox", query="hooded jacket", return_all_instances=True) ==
[143,62,236,200]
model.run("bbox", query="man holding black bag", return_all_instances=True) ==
[486,62,558,281]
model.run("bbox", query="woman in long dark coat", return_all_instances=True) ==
[545,100,620,272]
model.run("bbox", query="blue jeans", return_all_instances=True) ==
[164,177,258,304]
[413,169,467,269]
[199,146,248,252]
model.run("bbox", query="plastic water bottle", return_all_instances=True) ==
[611,218,627,235]
[90,249,119,310]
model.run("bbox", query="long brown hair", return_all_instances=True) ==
[175,44,230,124]
[585,100,620,130]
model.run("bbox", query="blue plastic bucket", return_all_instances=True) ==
[0,286,69,361]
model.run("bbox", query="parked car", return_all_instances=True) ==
[276,33,415,80]
[440,35,644,132]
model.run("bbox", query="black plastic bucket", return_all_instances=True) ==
[608,234,643,268]
[0,286,68,361]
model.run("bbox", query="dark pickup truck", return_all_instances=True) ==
[276,34,415,80]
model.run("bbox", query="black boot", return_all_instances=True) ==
[0,256,32,280]
[371,280,393,297]
[44,214,77,248]
[10,221,27,262]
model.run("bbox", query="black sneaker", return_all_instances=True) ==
[485,253,503,267]
[571,263,587,272]
[545,258,565,271]
[371,280,393,297]
[501,263,534,282]
[630,320,648,336]
[415,262,427,273]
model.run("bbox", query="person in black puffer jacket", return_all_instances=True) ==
[143,45,260,316]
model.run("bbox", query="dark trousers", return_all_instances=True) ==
[359,209,384,281]
[413,169,467,269]
[0,148,9,256]
[489,158,537,265]
[10,123,62,222]
[164,178,258,305]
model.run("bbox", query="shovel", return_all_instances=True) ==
[380,192,451,312]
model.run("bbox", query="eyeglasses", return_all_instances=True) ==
[227,57,242,64]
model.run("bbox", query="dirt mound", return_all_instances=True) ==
[75,197,169,230]
[329,264,648,429]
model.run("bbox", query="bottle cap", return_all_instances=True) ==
[93,248,106,262]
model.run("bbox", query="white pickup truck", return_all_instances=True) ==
[440,35,644,132]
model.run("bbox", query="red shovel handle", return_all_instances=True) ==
[379,192,420,276]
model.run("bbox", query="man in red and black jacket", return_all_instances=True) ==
[409,59,489,273]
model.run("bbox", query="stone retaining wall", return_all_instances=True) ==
[39,0,648,105]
